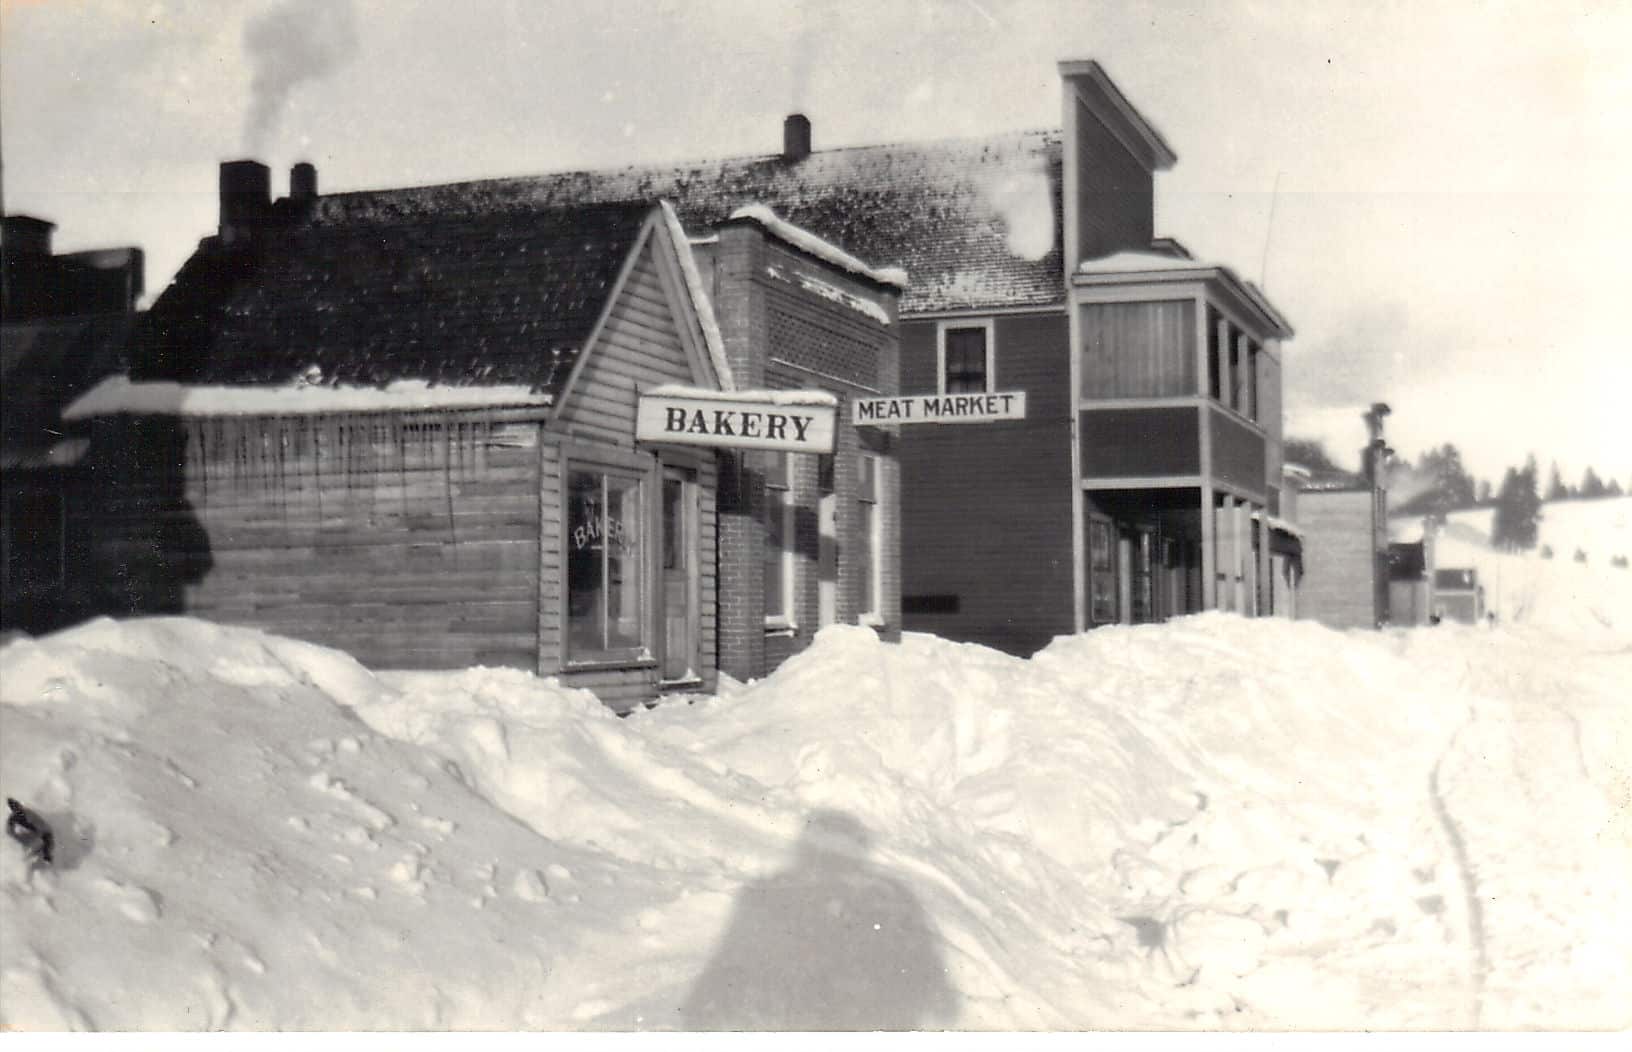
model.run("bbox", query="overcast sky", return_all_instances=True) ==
[4,0,1628,486]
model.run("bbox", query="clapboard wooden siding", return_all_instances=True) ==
[72,413,544,670]
[898,311,1074,656]
[1259,350,1284,513]
[1296,489,1380,629]
[1073,91,1156,261]
[1207,405,1268,497]
[1079,299,1196,397]
[553,242,695,443]
[543,238,721,711]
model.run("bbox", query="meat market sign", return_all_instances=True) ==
[636,391,838,453]
[853,391,1027,425]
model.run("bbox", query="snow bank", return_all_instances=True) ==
[4,612,1628,1031]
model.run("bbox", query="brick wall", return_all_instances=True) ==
[711,220,901,680]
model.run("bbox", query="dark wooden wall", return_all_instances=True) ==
[897,311,1075,656]
[1080,406,1200,478]
[1073,93,1156,261]
[73,413,544,670]
[1208,407,1267,495]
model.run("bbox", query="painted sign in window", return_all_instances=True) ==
[567,469,646,660]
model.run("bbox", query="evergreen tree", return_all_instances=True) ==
[1283,437,1343,473]
[1547,461,1568,501]
[1608,478,1625,497]
[1492,457,1543,551]
[1581,467,1607,499]
[1392,443,1477,520]
[1477,479,1493,505]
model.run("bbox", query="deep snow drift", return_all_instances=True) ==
[3,606,1628,1030]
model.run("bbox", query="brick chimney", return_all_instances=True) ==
[219,160,271,244]
[783,114,811,163]
[290,162,318,202]
[1,215,56,257]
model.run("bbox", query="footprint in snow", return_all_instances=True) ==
[95,877,162,924]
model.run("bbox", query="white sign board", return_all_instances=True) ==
[853,391,1027,425]
[636,393,838,454]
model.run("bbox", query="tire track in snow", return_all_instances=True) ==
[1427,713,1488,1030]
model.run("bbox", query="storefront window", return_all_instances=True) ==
[567,468,646,661]
[1088,518,1117,624]
[858,453,882,621]
[1131,530,1154,623]
[764,452,795,625]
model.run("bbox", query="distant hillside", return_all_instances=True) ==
[1391,497,1632,635]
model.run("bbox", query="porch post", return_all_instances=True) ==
[1200,485,1217,610]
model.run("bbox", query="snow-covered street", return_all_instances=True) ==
[4,590,1627,1029]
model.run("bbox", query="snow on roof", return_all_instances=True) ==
[1076,251,1293,338]
[645,384,838,408]
[318,128,1059,314]
[1076,250,1214,276]
[764,263,892,326]
[727,205,909,290]
[1251,509,1304,538]
[64,375,553,420]
[659,201,735,391]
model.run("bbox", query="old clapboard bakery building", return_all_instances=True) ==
[64,170,903,710]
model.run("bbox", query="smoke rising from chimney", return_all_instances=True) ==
[789,0,835,113]
[242,0,360,156]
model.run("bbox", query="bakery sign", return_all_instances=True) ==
[635,390,838,454]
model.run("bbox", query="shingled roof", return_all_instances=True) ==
[132,200,656,397]
[318,130,1065,315]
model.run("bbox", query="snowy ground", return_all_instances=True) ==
[1394,496,1632,638]
[3,545,1629,1031]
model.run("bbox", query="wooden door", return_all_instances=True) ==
[660,468,698,681]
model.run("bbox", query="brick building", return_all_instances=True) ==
[62,168,901,709]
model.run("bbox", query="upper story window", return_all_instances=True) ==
[937,319,995,394]
[1207,305,1262,424]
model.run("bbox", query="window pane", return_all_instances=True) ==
[763,450,789,488]
[858,502,876,615]
[1089,520,1116,623]
[663,477,682,571]
[764,487,786,616]
[567,472,606,655]
[603,476,644,649]
[567,469,644,657]
[944,328,987,393]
